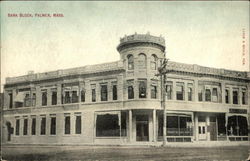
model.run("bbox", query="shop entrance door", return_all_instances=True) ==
[198,122,207,140]
[210,116,217,141]
[136,115,149,141]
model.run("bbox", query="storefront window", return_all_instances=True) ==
[159,115,192,136]
[227,116,248,136]
[96,112,127,137]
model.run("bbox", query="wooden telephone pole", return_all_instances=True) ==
[157,58,169,146]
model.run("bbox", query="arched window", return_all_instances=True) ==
[138,53,146,69]
[127,55,134,70]
[139,80,147,98]
[150,55,157,70]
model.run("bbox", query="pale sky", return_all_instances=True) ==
[1,1,249,92]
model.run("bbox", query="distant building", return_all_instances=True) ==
[2,33,250,145]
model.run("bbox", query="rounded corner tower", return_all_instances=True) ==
[116,33,166,100]
[117,33,166,75]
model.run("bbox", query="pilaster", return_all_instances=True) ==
[129,110,133,142]
[221,82,225,104]
[35,86,41,107]
[194,79,199,102]
[172,80,176,101]
[57,83,62,105]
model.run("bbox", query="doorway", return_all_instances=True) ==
[210,116,217,141]
[198,122,206,140]
[136,115,149,141]
[6,122,12,141]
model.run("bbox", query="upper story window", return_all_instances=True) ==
[212,88,218,102]
[127,55,134,70]
[63,86,79,104]
[91,85,96,102]
[40,116,46,135]
[72,91,78,103]
[138,53,146,69]
[205,89,211,102]
[101,84,108,101]
[15,118,20,135]
[64,114,70,135]
[92,89,96,102]
[81,89,85,102]
[32,93,36,106]
[176,82,184,100]
[198,86,203,102]
[242,89,247,105]
[24,93,30,107]
[50,115,56,135]
[151,85,157,99]
[51,89,57,105]
[139,80,147,98]
[41,90,47,106]
[65,91,71,104]
[112,84,117,100]
[150,55,157,70]
[9,93,13,109]
[233,90,238,104]
[31,117,36,135]
[23,117,28,135]
[127,80,134,99]
[166,81,173,100]
[75,113,82,134]
[225,89,229,104]
[187,84,193,101]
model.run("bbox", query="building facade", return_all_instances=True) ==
[2,33,250,145]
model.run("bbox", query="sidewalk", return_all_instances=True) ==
[2,141,249,148]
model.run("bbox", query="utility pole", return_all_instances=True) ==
[157,58,169,146]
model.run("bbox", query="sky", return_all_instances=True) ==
[1,1,249,92]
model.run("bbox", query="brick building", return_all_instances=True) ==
[2,33,250,145]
